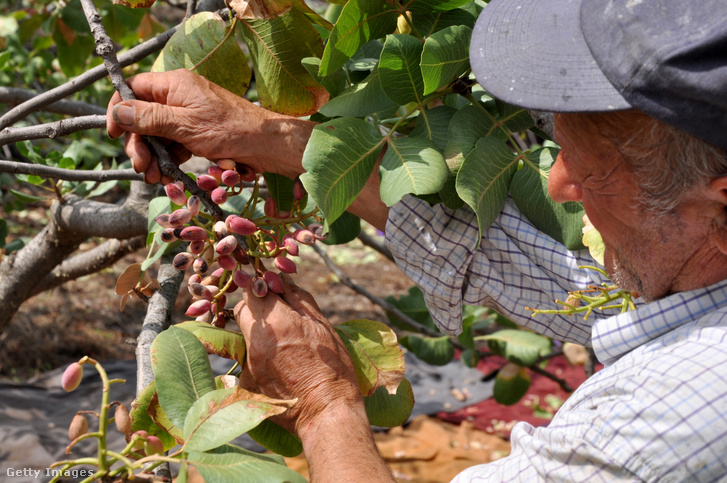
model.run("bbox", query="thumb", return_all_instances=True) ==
[111,100,185,140]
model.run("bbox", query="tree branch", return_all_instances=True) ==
[30,235,146,297]
[529,363,574,393]
[309,243,451,340]
[80,0,223,220]
[0,87,107,117]
[0,160,142,182]
[0,25,180,129]
[54,194,148,239]
[0,115,107,146]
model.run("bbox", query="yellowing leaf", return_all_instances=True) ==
[582,214,605,265]
[229,0,292,20]
[112,0,156,8]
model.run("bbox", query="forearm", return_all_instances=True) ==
[298,403,395,483]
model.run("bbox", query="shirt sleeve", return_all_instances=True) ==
[384,195,611,344]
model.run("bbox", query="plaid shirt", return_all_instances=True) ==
[385,195,727,482]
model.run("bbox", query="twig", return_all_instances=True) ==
[0,160,143,182]
[0,115,107,146]
[309,243,451,340]
[356,230,393,262]
[0,87,107,117]
[80,0,223,219]
[529,363,573,392]
[185,0,198,19]
[0,26,180,130]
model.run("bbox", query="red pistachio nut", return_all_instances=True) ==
[160,228,177,243]
[168,208,192,227]
[263,271,285,294]
[283,234,299,256]
[264,197,278,218]
[232,246,250,265]
[186,299,212,317]
[252,277,268,297]
[233,270,253,289]
[62,362,83,392]
[130,430,149,450]
[180,226,208,242]
[213,221,229,240]
[236,164,257,183]
[208,165,225,181]
[211,187,228,204]
[217,159,236,170]
[216,235,238,255]
[187,195,201,217]
[221,169,240,187]
[154,213,175,229]
[193,258,209,275]
[165,181,187,206]
[293,228,316,246]
[144,435,164,455]
[197,174,219,191]
[189,239,206,255]
[217,254,237,272]
[293,177,306,201]
[173,252,194,270]
[274,254,297,274]
[226,215,257,236]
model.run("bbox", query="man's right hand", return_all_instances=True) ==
[106,69,314,184]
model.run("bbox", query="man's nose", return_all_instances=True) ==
[547,153,583,203]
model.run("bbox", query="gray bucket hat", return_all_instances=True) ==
[469,0,727,150]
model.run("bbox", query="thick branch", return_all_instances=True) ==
[30,235,146,296]
[0,115,107,146]
[0,26,179,129]
[80,0,223,220]
[0,160,142,182]
[136,249,184,393]
[54,194,148,239]
[0,87,107,117]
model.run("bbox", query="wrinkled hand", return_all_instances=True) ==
[106,69,312,184]
[234,275,363,436]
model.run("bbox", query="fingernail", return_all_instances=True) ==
[113,104,135,126]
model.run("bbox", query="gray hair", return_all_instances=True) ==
[614,117,727,214]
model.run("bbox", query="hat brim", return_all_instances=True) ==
[470,0,631,112]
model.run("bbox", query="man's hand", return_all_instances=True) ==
[106,69,314,184]
[234,275,362,435]
[234,276,395,482]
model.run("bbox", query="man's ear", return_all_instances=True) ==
[708,176,727,255]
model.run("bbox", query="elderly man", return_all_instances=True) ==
[107,0,727,480]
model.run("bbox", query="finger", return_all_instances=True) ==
[106,91,124,139]
[111,100,192,142]
[125,133,152,174]
[144,158,162,185]
[279,274,325,320]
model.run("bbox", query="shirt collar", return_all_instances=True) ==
[592,279,727,366]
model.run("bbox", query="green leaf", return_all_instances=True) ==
[150,326,217,428]
[112,0,157,7]
[416,4,479,37]
[318,67,397,118]
[408,0,474,13]
[399,335,454,366]
[301,56,348,99]
[0,50,11,69]
[318,0,398,76]
[421,25,471,95]
[378,34,425,106]
[334,319,405,397]
[385,285,436,331]
[379,136,448,206]
[321,210,361,245]
[264,172,297,212]
[52,19,94,77]
[183,387,292,453]
[0,219,6,248]
[478,329,552,366]
[239,10,328,116]
[152,12,251,97]
[147,196,172,233]
[129,381,179,451]
[409,105,457,151]
[176,321,246,365]
[496,99,534,133]
[456,136,519,239]
[511,147,586,250]
[9,189,43,202]
[188,445,306,483]
[493,363,531,406]
[300,118,384,228]
[247,419,303,457]
[364,377,414,427]
[444,104,504,169]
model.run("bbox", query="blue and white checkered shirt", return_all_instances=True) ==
[385,195,727,482]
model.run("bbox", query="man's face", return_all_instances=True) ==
[547,112,719,302]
